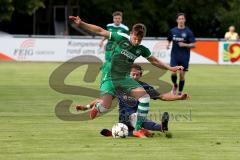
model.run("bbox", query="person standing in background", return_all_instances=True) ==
[167,13,196,96]
[224,25,239,41]
[99,11,129,48]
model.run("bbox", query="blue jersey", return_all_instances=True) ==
[167,27,196,60]
[117,81,160,124]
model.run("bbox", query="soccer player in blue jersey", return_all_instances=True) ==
[167,13,196,96]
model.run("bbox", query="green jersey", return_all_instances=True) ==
[105,23,129,61]
[102,32,152,81]
[106,23,129,34]
[101,23,129,79]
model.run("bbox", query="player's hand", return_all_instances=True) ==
[69,16,82,25]
[179,93,190,100]
[170,66,184,72]
[166,44,170,50]
[178,42,187,47]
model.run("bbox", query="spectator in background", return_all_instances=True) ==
[224,26,239,41]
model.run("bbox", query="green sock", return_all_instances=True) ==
[135,101,149,130]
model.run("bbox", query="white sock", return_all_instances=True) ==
[95,102,109,113]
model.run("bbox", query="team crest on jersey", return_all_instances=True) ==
[123,42,130,47]
[122,95,138,107]
[136,49,141,55]
[119,41,130,49]
[181,32,187,38]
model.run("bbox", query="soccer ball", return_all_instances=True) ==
[111,123,129,138]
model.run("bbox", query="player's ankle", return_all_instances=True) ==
[95,102,109,113]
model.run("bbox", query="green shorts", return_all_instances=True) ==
[100,77,141,97]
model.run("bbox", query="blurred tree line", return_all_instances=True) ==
[0,0,240,37]
[0,0,44,21]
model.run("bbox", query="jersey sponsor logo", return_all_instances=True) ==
[173,36,184,42]
[120,49,138,60]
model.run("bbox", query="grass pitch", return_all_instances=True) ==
[0,62,240,160]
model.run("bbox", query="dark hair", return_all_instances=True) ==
[112,11,123,17]
[132,23,146,38]
[176,12,186,19]
[131,64,143,75]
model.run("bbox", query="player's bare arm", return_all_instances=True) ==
[167,40,172,49]
[99,37,107,48]
[147,56,184,72]
[178,42,195,48]
[159,92,189,101]
[69,16,110,38]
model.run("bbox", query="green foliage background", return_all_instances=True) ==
[0,0,240,37]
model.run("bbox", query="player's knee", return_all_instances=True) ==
[101,101,111,109]
[99,96,113,109]
[172,72,177,76]
[180,73,185,80]
[180,75,185,81]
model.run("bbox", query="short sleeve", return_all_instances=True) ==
[109,32,129,42]
[188,30,196,43]
[123,29,130,34]
[124,26,129,34]
[148,87,160,100]
[139,81,160,99]
[141,46,152,58]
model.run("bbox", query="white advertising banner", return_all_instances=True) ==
[0,37,220,64]
[0,38,105,62]
[0,38,65,61]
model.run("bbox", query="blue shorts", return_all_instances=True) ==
[170,56,190,71]
[119,109,135,128]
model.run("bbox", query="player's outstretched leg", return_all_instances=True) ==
[89,95,113,119]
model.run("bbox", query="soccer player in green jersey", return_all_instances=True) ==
[99,11,129,48]
[99,11,129,82]
[69,15,183,138]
